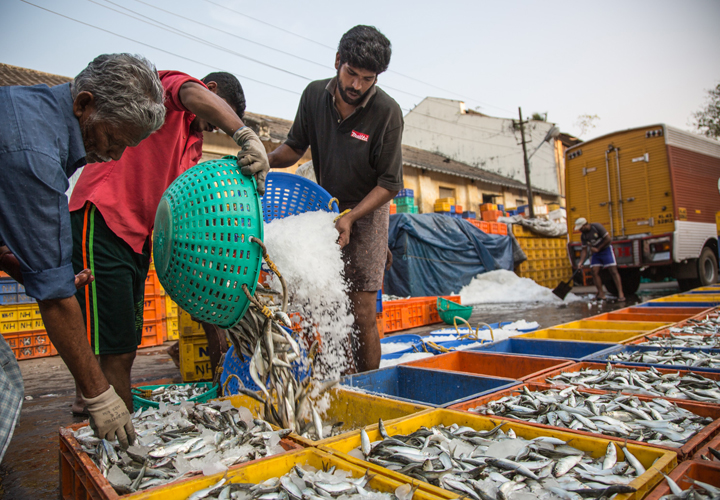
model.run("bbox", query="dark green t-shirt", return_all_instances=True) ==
[285,77,404,204]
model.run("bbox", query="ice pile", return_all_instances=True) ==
[459,270,581,304]
[263,211,355,378]
[379,352,434,368]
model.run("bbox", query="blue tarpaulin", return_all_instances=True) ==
[384,214,514,297]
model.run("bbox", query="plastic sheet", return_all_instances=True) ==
[384,214,513,297]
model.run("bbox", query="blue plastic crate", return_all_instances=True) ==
[0,280,17,294]
[471,338,619,361]
[395,189,414,199]
[497,204,504,212]
[638,301,720,308]
[0,292,18,305]
[587,345,720,373]
[16,293,34,304]
[450,206,456,214]
[376,290,383,313]
[461,211,476,219]
[340,365,518,407]
[261,172,339,223]
[381,334,422,359]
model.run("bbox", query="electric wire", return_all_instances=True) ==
[200,0,514,114]
[19,0,301,95]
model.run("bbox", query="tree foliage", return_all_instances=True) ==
[574,114,600,137]
[692,83,720,139]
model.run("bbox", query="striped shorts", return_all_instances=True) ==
[70,203,150,355]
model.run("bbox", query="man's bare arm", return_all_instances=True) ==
[268,143,306,169]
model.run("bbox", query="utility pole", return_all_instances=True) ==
[517,107,534,218]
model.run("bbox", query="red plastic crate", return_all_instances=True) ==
[382,296,462,333]
[481,210,502,222]
[495,223,507,235]
[467,219,490,233]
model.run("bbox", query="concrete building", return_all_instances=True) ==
[403,97,566,205]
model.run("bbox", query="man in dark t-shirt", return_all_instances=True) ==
[268,25,403,372]
[575,217,625,301]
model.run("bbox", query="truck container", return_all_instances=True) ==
[565,124,720,293]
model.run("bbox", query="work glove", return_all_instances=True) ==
[83,385,136,449]
[233,126,270,196]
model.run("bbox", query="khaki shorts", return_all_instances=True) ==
[340,202,389,292]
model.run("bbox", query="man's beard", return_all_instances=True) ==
[337,70,373,106]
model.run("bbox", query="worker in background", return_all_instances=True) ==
[68,71,270,415]
[0,54,167,457]
[575,217,625,302]
[268,25,404,372]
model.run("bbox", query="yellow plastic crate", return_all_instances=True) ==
[221,388,432,447]
[320,409,677,500]
[0,306,17,322]
[17,319,34,332]
[166,317,179,340]
[164,295,178,318]
[179,309,205,338]
[1,320,17,334]
[519,328,647,343]
[654,294,720,302]
[178,334,211,382]
[555,320,669,332]
[433,202,451,212]
[436,197,455,205]
[16,305,33,320]
[125,448,443,500]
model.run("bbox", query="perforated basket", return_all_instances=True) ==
[262,172,339,223]
[437,297,473,325]
[153,156,263,328]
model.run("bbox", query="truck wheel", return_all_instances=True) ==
[696,247,718,287]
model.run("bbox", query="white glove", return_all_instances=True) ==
[233,127,270,195]
[83,385,135,449]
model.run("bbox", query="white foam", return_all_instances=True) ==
[263,211,354,378]
[459,270,582,304]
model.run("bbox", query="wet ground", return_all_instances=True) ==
[0,282,680,499]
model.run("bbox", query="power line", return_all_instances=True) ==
[403,123,520,150]
[20,0,301,95]
[90,0,312,81]
[200,0,512,114]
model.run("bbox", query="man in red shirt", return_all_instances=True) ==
[68,71,269,413]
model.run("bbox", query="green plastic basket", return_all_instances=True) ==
[131,382,218,411]
[153,156,263,328]
[437,297,473,325]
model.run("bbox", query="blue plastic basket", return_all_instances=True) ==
[221,342,311,395]
[261,172,339,223]
[380,334,423,359]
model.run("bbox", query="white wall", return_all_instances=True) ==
[403,98,560,195]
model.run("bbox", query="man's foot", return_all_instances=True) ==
[616,296,626,302]
[595,294,606,301]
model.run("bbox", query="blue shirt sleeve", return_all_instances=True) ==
[0,149,76,300]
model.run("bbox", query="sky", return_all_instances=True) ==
[1,0,718,141]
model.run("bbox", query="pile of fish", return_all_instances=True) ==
[657,472,720,500]
[467,386,712,447]
[189,464,416,500]
[606,348,720,369]
[697,446,720,463]
[636,334,720,349]
[545,364,720,402]
[672,314,720,335]
[224,237,338,438]
[350,419,641,500]
[73,401,290,494]
[135,383,211,405]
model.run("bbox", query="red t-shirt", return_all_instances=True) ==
[69,70,206,253]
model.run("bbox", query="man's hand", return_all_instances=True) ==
[74,269,94,289]
[233,127,270,195]
[335,214,354,249]
[591,246,600,254]
[83,385,136,449]
[577,263,584,270]
[0,249,22,284]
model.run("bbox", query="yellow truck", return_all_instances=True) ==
[565,124,720,294]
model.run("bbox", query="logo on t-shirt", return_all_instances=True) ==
[351,130,369,142]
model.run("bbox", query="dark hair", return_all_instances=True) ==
[202,72,246,119]
[338,25,391,75]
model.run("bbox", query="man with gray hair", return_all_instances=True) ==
[0,53,166,459]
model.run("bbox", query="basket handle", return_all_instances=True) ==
[453,316,474,337]
[222,373,243,397]
[474,322,495,343]
[249,236,288,313]
[328,197,340,212]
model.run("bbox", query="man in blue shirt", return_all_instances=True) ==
[0,53,166,459]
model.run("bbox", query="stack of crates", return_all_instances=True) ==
[513,225,573,288]
[0,274,56,360]
[433,197,454,215]
[178,310,213,382]
[393,189,419,214]
[164,293,179,341]
[480,202,503,222]
[139,268,164,348]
